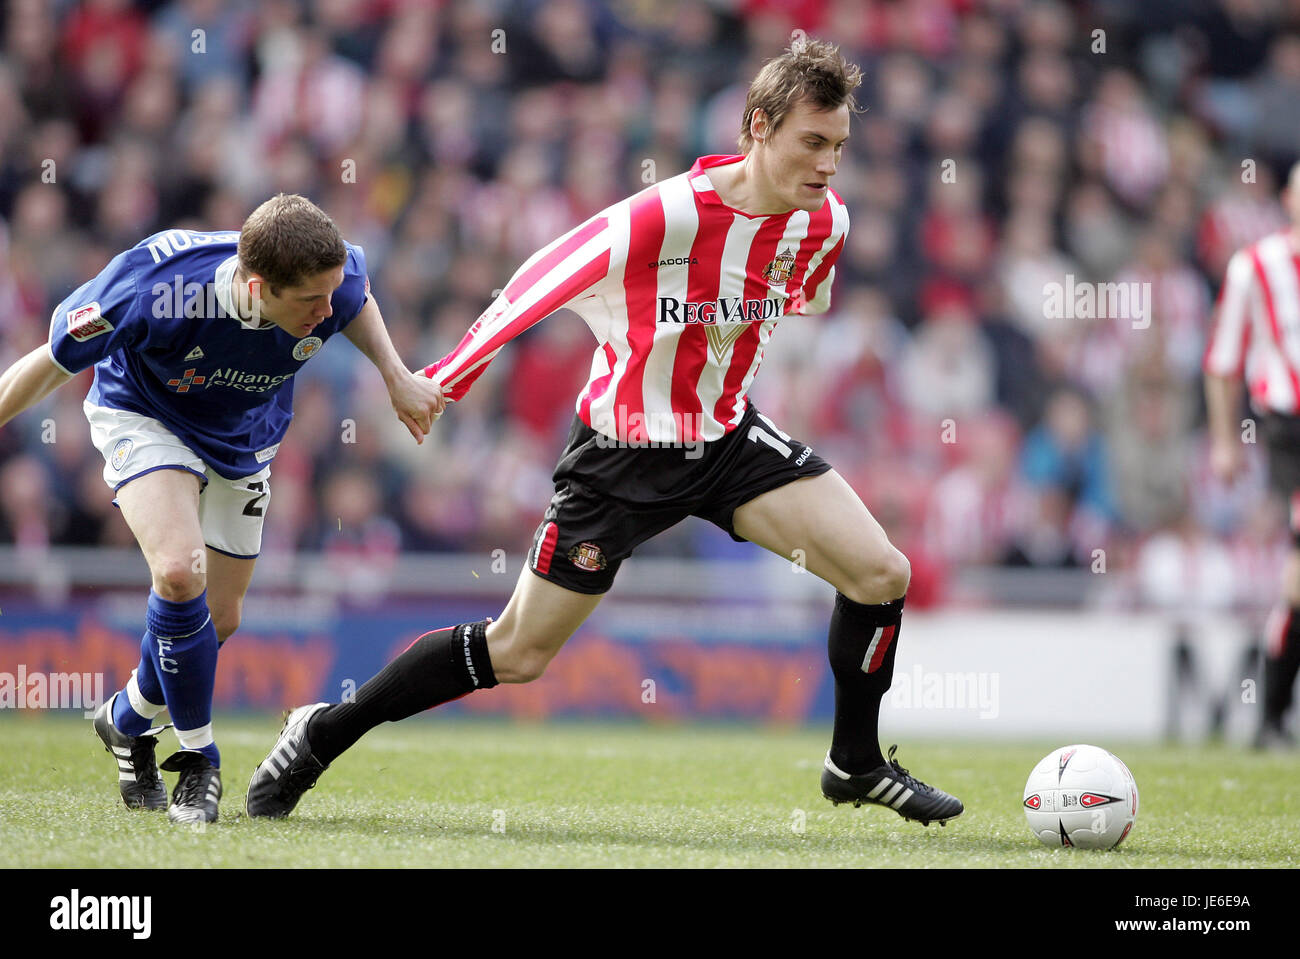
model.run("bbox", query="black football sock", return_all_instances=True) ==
[307,622,498,764]
[826,592,904,774]
[1263,606,1300,728]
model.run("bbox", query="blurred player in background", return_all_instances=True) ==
[249,41,963,825]
[0,194,443,822]
[1204,160,1300,749]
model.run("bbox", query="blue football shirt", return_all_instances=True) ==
[48,229,369,480]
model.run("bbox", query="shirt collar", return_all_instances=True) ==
[214,255,271,330]
[688,154,745,207]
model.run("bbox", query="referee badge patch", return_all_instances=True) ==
[568,541,607,572]
[110,438,133,472]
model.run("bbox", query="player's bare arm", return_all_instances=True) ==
[342,294,445,443]
[1204,372,1246,482]
[0,344,74,429]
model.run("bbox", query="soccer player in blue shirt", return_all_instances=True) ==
[0,194,444,823]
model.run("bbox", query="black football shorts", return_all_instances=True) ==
[526,403,832,594]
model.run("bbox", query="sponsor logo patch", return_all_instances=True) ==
[166,368,206,393]
[67,303,113,342]
[292,336,323,361]
[185,345,205,361]
[704,323,747,362]
[254,443,280,463]
[110,438,133,472]
[568,541,606,572]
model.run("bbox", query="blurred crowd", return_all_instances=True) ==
[0,0,1296,610]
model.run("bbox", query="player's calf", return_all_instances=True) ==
[486,634,556,684]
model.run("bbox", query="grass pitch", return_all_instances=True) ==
[0,714,1295,868]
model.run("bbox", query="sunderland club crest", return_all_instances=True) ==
[568,542,607,572]
[762,248,796,284]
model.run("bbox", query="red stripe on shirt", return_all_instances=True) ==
[670,202,731,438]
[1249,246,1300,413]
[578,342,618,425]
[1203,257,1250,378]
[786,203,836,315]
[505,216,608,302]
[799,235,843,314]
[711,214,792,429]
[608,188,666,441]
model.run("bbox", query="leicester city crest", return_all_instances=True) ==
[111,438,133,472]
[293,336,324,361]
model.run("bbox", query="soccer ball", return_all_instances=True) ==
[1022,744,1138,850]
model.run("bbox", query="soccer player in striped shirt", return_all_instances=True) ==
[0,195,444,823]
[249,41,964,824]
[1205,160,1300,749]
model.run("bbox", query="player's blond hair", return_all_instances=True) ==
[237,194,346,295]
[738,38,863,154]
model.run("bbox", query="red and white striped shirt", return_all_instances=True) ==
[423,155,849,443]
[1203,230,1300,414]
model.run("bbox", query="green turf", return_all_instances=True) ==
[0,714,1295,868]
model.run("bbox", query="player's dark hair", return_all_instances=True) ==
[738,38,863,153]
[237,194,346,295]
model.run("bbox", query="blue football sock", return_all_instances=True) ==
[112,630,169,736]
[148,589,221,768]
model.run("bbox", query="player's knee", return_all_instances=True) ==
[843,547,910,605]
[151,559,205,603]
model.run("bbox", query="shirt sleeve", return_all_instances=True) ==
[794,234,844,316]
[792,199,848,317]
[423,213,613,401]
[47,249,146,375]
[334,242,371,326]
[1203,247,1255,379]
